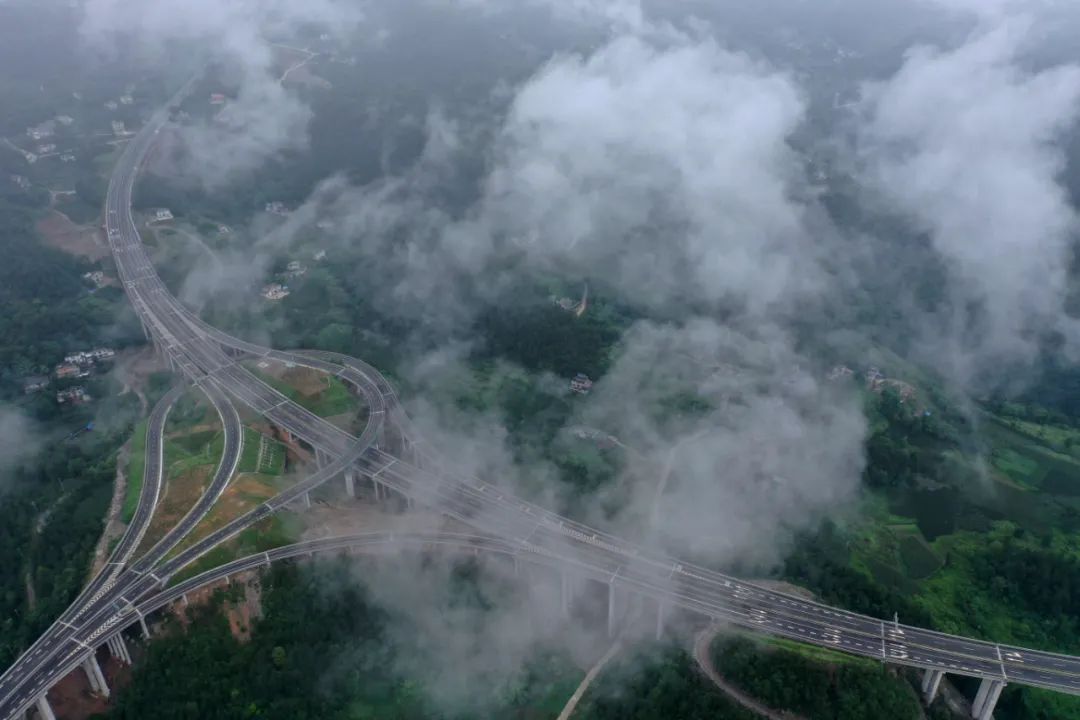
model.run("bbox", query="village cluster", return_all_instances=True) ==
[261,253,326,301]
[829,363,929,416]
[13,86,137,168]
[24,348,116,405]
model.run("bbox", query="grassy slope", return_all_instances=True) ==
[238,427,261,473]
[848,405,1080,719]
[985,417,1080,496]
[171,514,300,584]
[246,365,356,418]
[133,390,225,554]
[122,419,148,523]
[238,426,285,475]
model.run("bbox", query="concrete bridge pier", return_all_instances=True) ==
[921,668,944,705]
[82,654,109,698]
[972,679,1005,720]
[35,694,56,720]
[607,584,619,638]
[560,572,572,618]
[302,492,311,509]
[107,634,132,665]
[345,469,356,498]
[655,601,666,641]
[81,657,101,694]
[402,436,423,467]
[137,613,150,640]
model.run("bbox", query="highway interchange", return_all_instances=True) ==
[3,92,1080,719]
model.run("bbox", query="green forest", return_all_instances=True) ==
[0,197,142,405]
[0,166,147,670]
[104,560,580,720]
[709,635,919,720]
[578,646,758,720]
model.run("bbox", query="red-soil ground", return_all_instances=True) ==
[46,652,133,720]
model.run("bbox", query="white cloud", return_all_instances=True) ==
[920,0,1056,21]
[80,0,364,187]
[481,35,814,316]
[0,407,38,489]
[857,19,1080,380]
[577,318,866,569]
[303,34,819,327]
[438,0,648,32]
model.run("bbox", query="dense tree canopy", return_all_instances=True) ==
[106,560,580,720]
[579,646,756,720]
[710,636,919,720]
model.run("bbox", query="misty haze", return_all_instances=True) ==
[3,1,1080,719]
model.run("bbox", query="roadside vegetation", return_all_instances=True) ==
[134,390,225,556]
[170,515,301,585]
[122,419,149,523]
[164,421,294,578]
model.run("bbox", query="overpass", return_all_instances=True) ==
[2,91,1079,720]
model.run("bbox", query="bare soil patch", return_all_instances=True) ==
[300,503,450,540]
[90,441,130,578]
[325,411,360,434]
[36,210,110,262]
[175,473,286,551]
[46,654,132,720]
[257,361,328,397]
[162,571,263,642]
[225,572,264,643]
[167,578,231,628]
[136,464,213,556]
[165,422,220,439]
[752,579,816,601]
[113,347,160,412]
